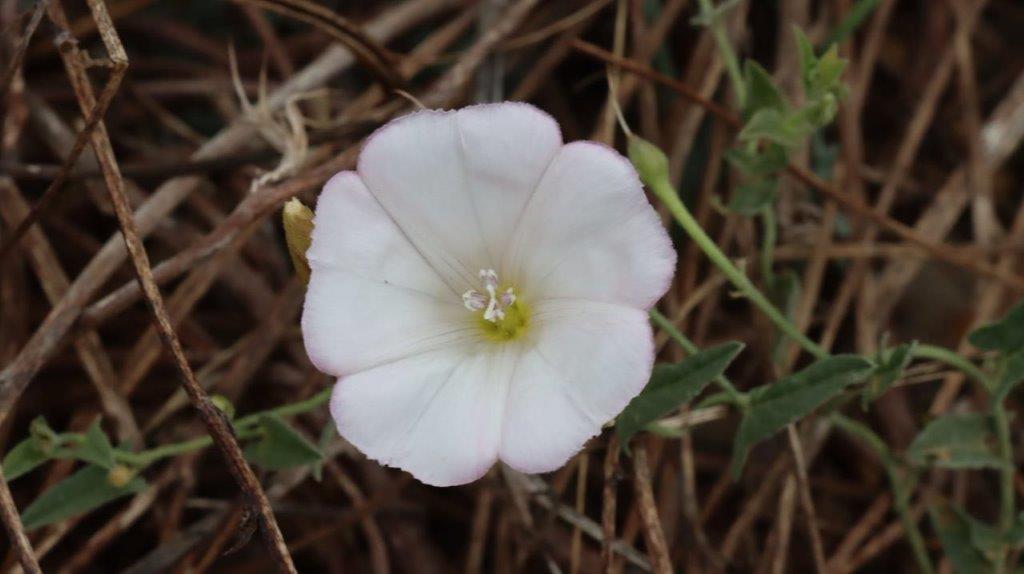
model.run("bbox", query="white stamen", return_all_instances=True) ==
[500,288,516,307]
[480,269,499,290]
[466,269,516,323]
[462,290,487,311]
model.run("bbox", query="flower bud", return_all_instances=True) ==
[282,198,314,284]
[627,136,670,190]
[210,394,236,420]
[107,465,135,488]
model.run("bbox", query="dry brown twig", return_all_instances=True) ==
[569,39,1024,293]
[228,0,405,90]
[0,465,40,574]
[632,444,673,574]
[0,0,47,98]
[43,1,296,570]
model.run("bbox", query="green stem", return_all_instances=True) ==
[822,0,882,48]
[696,0,747,108]
[906,344,1015,554]
[648,177,828,360]
[911,344,992,389]
[234,387,332,428]
[831,413,935,574]
[759,206,777,285]
[994,399,1015,532]
[116,388,332,469]
[118,436,215,467]
[650,309,747,407]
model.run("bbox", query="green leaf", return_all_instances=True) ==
[730,355,874,477]
[929,500,995,574]
[244,414,323,471]
[800,94,840,130]
[616,342,744,449]
[995,350,1024,402]
[811,45,847,99]
[726,143,790,177]
[743,60,787,118]
[906,413,1005,470]
[740,108,817,149]
[75,420,116,469]
[689,0,743,26]
[21,465,146,530]
[862,341,917,407]
[968,301,1024,352]
[793,26,817,93]
[957,508,1004,563]
[2,438,50,481]
[728,178,777,216]
[29,416,59,446]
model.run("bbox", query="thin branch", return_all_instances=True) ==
[0,465,40,574]
[570,39,1024,293]
[787,425,827,574]
[633,444,673,574]
[45,0,295,569]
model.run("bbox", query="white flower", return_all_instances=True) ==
[301,102,676,486]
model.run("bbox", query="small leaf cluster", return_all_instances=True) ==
[616,337,877,478]
[726,29,848,215]
[618,301,1024,571]
[931,501,1024,573]
[2,395,330,531]
[922,304,1024,570]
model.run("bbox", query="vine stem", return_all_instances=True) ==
[994,398,1016,537]
[695,0,746,108]
[759,207,777,285]
[831,413,935,574]
[910,340,1015,544]
[649,309,748,407]
[911,344,992,388]
[114,388,332,469]
[646,174,829,360]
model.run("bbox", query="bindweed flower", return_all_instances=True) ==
[301,102,675,486]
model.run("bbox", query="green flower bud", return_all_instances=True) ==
[627,136,670,190]
[210,394,236,420]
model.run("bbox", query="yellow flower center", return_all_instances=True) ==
[476,298,530,342]
[463,269,530,342]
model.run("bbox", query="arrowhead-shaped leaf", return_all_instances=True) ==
[968,301,1024,352]
[929,500,995,574]
[21,465,146,530]
[995,350,1024,403]
[728,178,778,216]
[731,355,874,477]
[907,413,1005,470]
[743,60,787,119]
[862,341,917,407]
[2,438,50,481]
[244,414,323,471]
[616,342,744,449]
[75,419,117,469]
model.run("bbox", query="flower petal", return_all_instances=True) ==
[307,171,452,297]
[504,142,676,308]
[357,103,562,288]
[303,172,472,376]
[331,345,518,487]
[499,300,654,473]
[302,268,473,376]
